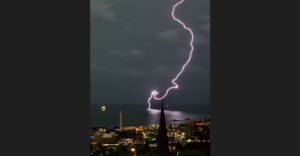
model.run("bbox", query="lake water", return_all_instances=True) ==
[90,104,210,128]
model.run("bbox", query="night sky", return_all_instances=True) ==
[91,0,210,107]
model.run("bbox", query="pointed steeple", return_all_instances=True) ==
[146,99,171,156]
[157,99,169,151]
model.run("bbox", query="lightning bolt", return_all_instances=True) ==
[147,0,194,110]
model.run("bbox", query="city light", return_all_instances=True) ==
[90,118,210,155]
[130,148,136,152]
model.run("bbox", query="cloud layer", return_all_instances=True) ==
[91,0,210,105]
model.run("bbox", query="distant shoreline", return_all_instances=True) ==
[90,104,210,128]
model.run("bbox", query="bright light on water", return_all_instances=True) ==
[146,108,200,124]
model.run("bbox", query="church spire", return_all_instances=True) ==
[157,99,169,151]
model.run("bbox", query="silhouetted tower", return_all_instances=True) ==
[157,99,169,152]
[119,110,122,130]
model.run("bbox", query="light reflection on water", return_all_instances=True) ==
[146,108,201,125]
[91,105,208,128]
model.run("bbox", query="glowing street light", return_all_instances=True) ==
[130,148,136,152]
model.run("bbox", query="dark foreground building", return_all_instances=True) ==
[182,142,210,156]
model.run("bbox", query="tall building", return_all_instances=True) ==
[119,110,122,130]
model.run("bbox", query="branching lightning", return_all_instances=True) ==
[147,0,194,110]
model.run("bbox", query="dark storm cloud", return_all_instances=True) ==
[91,0,118,22]
[91,0,210,106]
[154,29,181,43]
